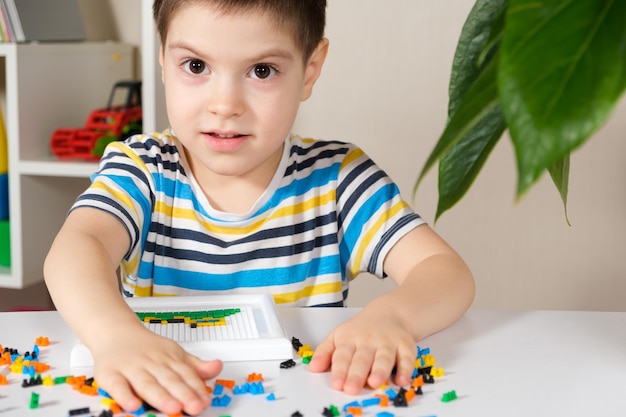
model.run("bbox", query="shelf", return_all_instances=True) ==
[0,43,16,56]
[0,42,134,288]
[18,159,98,178]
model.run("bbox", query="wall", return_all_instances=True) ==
[294,0,626,311]
[78,0,142,74]
[3,0,625,312]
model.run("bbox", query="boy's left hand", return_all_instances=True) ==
[307,307,417,394]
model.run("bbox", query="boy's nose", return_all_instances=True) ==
[205,76,245,118]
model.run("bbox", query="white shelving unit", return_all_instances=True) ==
[0,42,134,288]
[142,0,157,134]
[141,0,167,133]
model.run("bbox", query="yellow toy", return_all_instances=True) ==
[0,107,9,267]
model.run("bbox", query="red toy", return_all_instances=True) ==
[50,80,142,160]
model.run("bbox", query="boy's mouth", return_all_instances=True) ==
[203,130,249,152]
[210,133,243,138]
[207,131,246,139]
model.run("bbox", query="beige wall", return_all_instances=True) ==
[4,0,625,311]
[295,1,626,311]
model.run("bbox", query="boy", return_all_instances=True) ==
[44,0,475,415]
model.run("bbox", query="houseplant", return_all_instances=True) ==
[415,0,626,222]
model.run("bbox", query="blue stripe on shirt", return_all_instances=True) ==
[145,254,343,290]
[255,162,342,217]
[339,182,401,268]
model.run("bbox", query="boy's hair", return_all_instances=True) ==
[153,0,326,61]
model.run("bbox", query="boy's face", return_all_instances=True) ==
[159,3,328,183]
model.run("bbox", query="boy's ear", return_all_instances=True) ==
[159,45,165,84]
[301,38,329,101]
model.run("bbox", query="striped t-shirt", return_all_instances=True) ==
[72,130,425,306]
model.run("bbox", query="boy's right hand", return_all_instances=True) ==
[90,328,222,416]
[43,208,222,414]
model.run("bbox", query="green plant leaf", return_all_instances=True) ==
[547,154,571,225]
[437,106,505,220]
[416,0,508,219]
[499,0,626,197]
[415,53,501,195]
[448,0,508,114]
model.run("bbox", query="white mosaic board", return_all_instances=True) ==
[70,294,293,367]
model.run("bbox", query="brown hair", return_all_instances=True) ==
[153,0,326,61]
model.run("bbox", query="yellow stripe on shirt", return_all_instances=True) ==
[272,281,343,305]
[154,189,337,236]
[109,141,152,174]
[92,181,138,217]
[340,148,364,170]
[350,199,410,278]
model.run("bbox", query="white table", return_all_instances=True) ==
[0,308,625,416]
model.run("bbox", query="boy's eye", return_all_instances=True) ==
[250,64,276,80]
[184,59,208,75]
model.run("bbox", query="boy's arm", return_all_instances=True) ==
[44,208,221,415]
[309,224,475,394]
[45,207,136,347]
[376,223,475,340]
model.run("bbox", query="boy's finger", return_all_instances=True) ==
[183,355,223,405]
[187,356,223,381]
[328,343,356,392]
[126,370,184,415]
[140,364,208,415]
[307,337,334,373]
[366,347,396,389]
[342,346,375,395]
[393,342,417,387]
[307,350,331,372]
[97,370,147,414]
